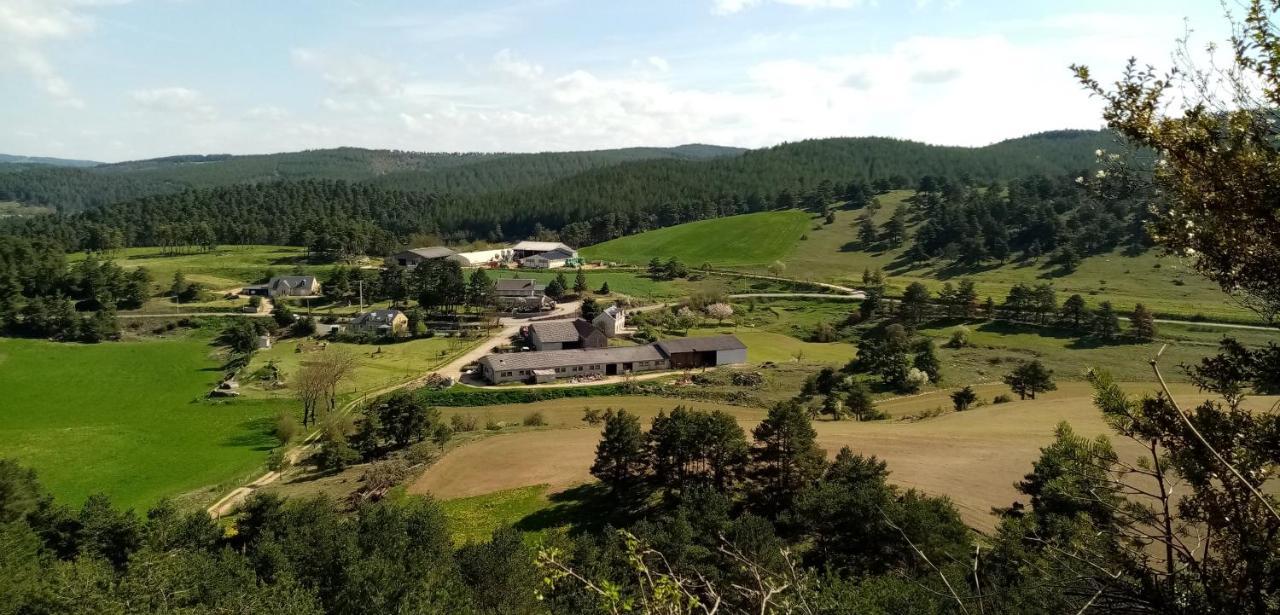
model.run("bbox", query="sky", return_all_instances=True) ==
[0,0,1230,161]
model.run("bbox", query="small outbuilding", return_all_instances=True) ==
[656,335,748,369]
[352,309,409,337]
[528,319,607,351]
[520,247,579,269]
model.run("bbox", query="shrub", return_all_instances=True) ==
[992,393,1013,404]
[582,407,604,426]
[947,327,971,349]
[484,415,502,431]
[450,413,477,432]
[522,411,547,427]
[404,442,435,467]
[274,411,301,444]
[266,448,291,472]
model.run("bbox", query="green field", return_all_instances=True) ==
[575,194,1260,323]
[0,333,286,510]
[243,334,479,402]
[581,210,810,268]
[75,245,331,290]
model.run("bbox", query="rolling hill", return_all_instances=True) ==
[579,194,1259,323]
[0,144,745,213]
[0,154,101,167]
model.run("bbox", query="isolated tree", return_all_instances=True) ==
[579,297,601,322]
[1091,301,1123,341]
[1058,293,1088,328]
[647,257,664,279]
[899,282,931,327]
[750,400,826,511]
[1129,303,1156,341]
[371,391,436,448]
[767,260,786,277]
[572,268,588,295]
[882,207,907,247]
[843,381,878,421]
[596,281,610,295]
[705,302,733,324]
[912,338,941,384]
[590,410,648,496]
[674,306,698,334]
[544,275,565,300]
[857,214,877,247]
[467,268,495,308]
[951,386,978,411]
[1003,360,1056,400]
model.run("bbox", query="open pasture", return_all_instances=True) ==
[411,383,1273,531]
[0,334,286,510]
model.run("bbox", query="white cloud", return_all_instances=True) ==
[0,0,121,107]
[712,0,863,15]
[492,48,544,81]
[131,87,217,119]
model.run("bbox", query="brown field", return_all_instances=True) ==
[411,384,1277,532]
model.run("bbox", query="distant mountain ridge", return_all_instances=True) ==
[0,132,1114,215]
[0,154,101,168]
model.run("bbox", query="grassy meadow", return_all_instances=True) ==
[574,194,1263,323]
[0,332,287,510]
[581,210,810,267]
[74,245,328,290]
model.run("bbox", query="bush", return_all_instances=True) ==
[947,327,971,349]
[266,448,291,472]
[404,442,435,467]
[484,415,502,431]
[274,411,301,444]
[419,383,634,406]
[450,413,478,432]
[522,411,547,427]
[992,394,1013,404]
[582,407,604,426]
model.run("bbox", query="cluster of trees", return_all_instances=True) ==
[799,367,887,421]
[0,237,148,341]
[345,391,450,468]
[322,261,495,315]
[845,323,941,392]
[903,173,1151,269]
[646,256,689,280]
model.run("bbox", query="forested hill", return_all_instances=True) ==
[0,154,101,168]
[368,144,745,194]
[0,144,745,213]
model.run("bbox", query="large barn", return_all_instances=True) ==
[478,334,746,384]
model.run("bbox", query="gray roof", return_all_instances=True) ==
[269,275,317,289]
[481,344,665,371]
[403,247,456,259]
[656,335,747,355]
[530,319,596,343]
[495,278,544,292]
[527,248,576,260]
[354,309,404,325]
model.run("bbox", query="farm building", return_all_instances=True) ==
[511,240,577,260]
[520,247,580,269]
[351,309,409,337]
[592,305,626,337]
[527,319,607,351]
[448,248,513,267]
[480,345,669,384]
[494,278,551,310]
[388,247,456,269]
[656,335,748,369]
[243,275,322,298]
[478,334,746,384]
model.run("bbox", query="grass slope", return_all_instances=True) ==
[581,211,810,267]
[579,193,1263,322]
[0,333,283,509]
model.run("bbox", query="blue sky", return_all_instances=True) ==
[1,0,1227,161]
